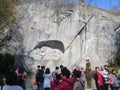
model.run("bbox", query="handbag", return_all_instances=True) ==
[33,81,37,86]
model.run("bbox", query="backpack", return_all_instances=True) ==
[75,80,84,90]
[78,80,84,89]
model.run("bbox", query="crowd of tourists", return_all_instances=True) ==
[0,63,120,90]
[94,65,120,90]
[34,64,120,90]
[0,67,26,90]
[35,65,84,90]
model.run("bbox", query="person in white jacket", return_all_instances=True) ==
[100,65,109,90]
[43,68,52,90]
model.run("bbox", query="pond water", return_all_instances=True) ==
[26,73,37,90]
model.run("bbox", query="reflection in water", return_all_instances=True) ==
[26,73,36,90]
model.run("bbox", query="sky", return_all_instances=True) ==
[72,0,120,11]
[18,0,120,11]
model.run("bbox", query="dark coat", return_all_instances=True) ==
[35,69,44,83]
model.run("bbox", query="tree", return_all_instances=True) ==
[111,5,120,12]
[79,0,84,3]
[115,47,120,66]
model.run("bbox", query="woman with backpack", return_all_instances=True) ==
[73,70,83,90]
[109,69,119,90]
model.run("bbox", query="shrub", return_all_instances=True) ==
[115,47,120,66]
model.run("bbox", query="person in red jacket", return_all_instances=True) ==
[94,67,104,90]
[51,67,75,90]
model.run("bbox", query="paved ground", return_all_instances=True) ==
[26,74,97,90]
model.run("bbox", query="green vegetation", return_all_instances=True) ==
[118,69,120,77]
[115,47,120,66]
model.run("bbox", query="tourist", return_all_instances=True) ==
[15,67,20,76]
[73,70,83,90]
[109,69,119,90]
[60,65,64,71]
[100,65,109,90]
[104,65,110,74]
[73,66,86,90]
[72,66,81,77]
[15,67,25,89]
[21,68,27,90]
[52,66,61,81]
[51,71,61,90]
[55,66,61,75]
[43,68,51,90]
[0,70,23,90]
[80,67,86,90]
[35,65,45,90]
[94,67,104,90]
[51,67,75,90]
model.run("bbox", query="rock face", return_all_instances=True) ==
[1,1,120,72]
